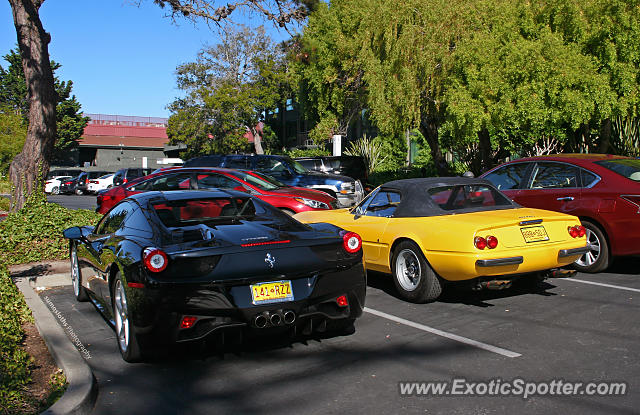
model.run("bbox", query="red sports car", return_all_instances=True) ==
[481,154,640,273]
[96,167,337,215]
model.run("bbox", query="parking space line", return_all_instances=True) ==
[563,278,640,293]
[364,307,522,358]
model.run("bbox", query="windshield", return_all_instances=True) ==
[285,157,309,174]
[98,174,113,180]
[595,159,640,182]
[227,170,282,190]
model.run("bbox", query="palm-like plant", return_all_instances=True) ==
[344,134,388,174]
[612,116,640,157]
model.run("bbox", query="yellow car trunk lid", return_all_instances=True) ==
[461,208,578,248]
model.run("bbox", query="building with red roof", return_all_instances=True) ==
[77,114,183,170]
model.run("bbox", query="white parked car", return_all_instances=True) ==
[44,176,72,195]
[87,173,115,193]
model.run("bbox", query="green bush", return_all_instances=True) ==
[0,262,34,414]
[0,196,9,212]
[284,147,331,158]
[0,191,101,265]
[0,176,11,195]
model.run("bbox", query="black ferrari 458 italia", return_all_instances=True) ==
[63,190,366,362]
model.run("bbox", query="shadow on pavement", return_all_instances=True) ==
[366,270,558,308]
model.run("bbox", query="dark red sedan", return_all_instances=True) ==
[97,167,337,215]
[481,154,640,273]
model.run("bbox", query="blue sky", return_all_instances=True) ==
[1,1,291,118]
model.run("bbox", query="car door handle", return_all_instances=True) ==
[556,197,574,201]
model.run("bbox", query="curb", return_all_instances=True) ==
[13,269,97,414]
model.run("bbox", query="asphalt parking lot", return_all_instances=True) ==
[47,194,97,211]
[37,257,639,415]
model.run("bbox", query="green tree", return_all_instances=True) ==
[537,0,640,153]
[0,49,89,164]
[290,0,367,143]
[296,0,475,174]
[168,25,291,158]
[0,50,28,116]
[0,106,26,174]
[6,0,315,211]
[441,0,615,174]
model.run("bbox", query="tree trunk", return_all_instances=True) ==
[252,121,264,154]
[419,119,450,176]
[8,0,58,211]
[478,128,492,175]
[598,118,612,154]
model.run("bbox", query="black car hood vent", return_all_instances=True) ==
[171,224,216,243]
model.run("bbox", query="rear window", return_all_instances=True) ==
[428,185,512,211]
[595,159,640,182]
[152,197,258,227]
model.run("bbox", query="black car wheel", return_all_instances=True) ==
[51,186,60,195]
[392,241,442,303]
[70,243,89,301]
[573,220,609,273]
[112,273,142,362]
[75,188,83,195]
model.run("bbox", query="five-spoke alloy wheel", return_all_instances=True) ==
[573,220,609,273]
[392,241,442,303]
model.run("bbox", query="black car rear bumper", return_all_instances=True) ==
[128,263,366,348]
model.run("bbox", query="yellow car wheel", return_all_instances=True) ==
[392,241,442,303]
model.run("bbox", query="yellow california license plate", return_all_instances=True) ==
[251,280,294,305]
[521,226,549,243]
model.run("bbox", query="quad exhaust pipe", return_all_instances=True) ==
[254,313,268,328]
[283,310,296,324]
[252,310,296,328]
[270,312,282,326]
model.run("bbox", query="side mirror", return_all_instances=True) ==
[63,226,92,241]
[63,226,83,240]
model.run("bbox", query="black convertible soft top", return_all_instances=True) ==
[377,177,519,218]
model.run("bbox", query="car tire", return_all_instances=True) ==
[70,243,89,302]
[392,241,442,303]
[107,185,112,189]
[51,186,59,195]
[112,273,142,362]
[75,188,83,195]
[572,220,609,273]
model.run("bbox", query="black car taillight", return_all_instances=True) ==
[143,247,168,272]
[341,231,362,253]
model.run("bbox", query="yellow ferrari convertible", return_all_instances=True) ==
[294,177,588,303]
